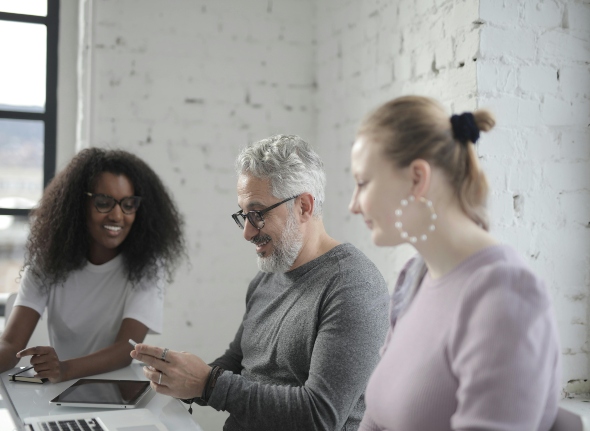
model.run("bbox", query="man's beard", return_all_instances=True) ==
[253,210,303,273]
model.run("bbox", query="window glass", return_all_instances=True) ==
[0,0,47,16]
[0,215,28,294]
[0,20,46,113]
[0,119,44,208]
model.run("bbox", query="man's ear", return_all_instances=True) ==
[409,159,431,198]
[298,193,315,222]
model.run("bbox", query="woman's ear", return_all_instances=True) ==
[409,159,431,198]
[298,193,315,222]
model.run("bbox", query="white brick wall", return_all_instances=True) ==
[316,0,590,388]
[82,1,315,428]
[77,0,589,428]
[479,0,590,385]
[316,0,480,296]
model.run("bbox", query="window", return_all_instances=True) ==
[0,0,59,294]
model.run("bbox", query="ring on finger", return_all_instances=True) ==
[158,372,162,385]
[161,348,169,361]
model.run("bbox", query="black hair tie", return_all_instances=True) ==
[450,112,480,145]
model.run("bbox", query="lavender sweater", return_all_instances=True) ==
[360,245,561,431]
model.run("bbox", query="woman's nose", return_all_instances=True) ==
[349,190,360,214]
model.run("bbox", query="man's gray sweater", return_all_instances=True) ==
[208,243,389,430]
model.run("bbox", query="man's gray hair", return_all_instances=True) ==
[235,135,326,217]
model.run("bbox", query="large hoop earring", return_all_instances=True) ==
[394,196,437,243]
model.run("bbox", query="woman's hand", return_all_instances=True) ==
[130,344,211,399]
[17,346,67,383]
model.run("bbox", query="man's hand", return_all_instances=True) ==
[17,346,67,383]
[130,343,211,399]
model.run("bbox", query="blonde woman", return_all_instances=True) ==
[349,96,560,431]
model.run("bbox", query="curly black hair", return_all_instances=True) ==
[25,148,186,290]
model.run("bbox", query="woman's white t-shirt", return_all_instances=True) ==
[14,254,164,361]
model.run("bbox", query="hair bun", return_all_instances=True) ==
[451,112,480,144]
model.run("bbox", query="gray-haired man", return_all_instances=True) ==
[133,135,388,430]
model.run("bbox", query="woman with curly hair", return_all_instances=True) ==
[0,148,185,382]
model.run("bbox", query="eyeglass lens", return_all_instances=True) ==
[245,212,264,229]
[94,195,141,214]
[232,195,299,230]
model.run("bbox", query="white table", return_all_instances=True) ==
[0,361,203,431]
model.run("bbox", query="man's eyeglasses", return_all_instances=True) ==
[231,195,299,230]
[85,192,142,215]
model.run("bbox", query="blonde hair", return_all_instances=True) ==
[358,96,495,230]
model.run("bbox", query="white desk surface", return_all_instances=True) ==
[560,398,590,431]
[0,361,203,431]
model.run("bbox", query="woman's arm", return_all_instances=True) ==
[0,305,40,372]
[18,317,149,383]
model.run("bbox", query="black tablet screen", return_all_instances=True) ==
[51,379,151,405]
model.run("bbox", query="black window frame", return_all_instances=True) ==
[0,0,59,217]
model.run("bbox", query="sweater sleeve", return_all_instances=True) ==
[209,323,245,374]
[207,281,389,431]
[449,264,560,431]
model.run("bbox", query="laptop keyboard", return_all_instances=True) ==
[40,418,105,431]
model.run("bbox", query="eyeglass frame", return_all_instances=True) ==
[85,192,142,215]
[231,195,300,230]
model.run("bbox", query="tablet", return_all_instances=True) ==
[49,379,152,409]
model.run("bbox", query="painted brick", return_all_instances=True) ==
[542,161,589,192]
[567,2,590,32]
[478,64,519,93]
[415,48,435,77]
[480,0,521,26]
[435,38,454,69]
[539,29,590,62]
[519,65,559,95]
[560,128,590,161]
[523,0,563,28]
[477,127,520,159]
[540,94,577,126]
[82,0,590,417]
[559,192,590,228]
[522,127,560,161]
[480,27,537,61]
[478,95,520,127]
[559,66,590,100]
[517,97,544,127]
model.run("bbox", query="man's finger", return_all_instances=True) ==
[150,382,174,396]
[134,344,161,358]
[143,365,166,384]
[136,352,170,372]
[136,344,174,363]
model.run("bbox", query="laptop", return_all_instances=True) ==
[24,408,168,431]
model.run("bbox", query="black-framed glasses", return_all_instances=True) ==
[85,192,142,215]
[231,195,299,230]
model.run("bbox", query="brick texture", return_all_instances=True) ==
[82,2,589,426]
